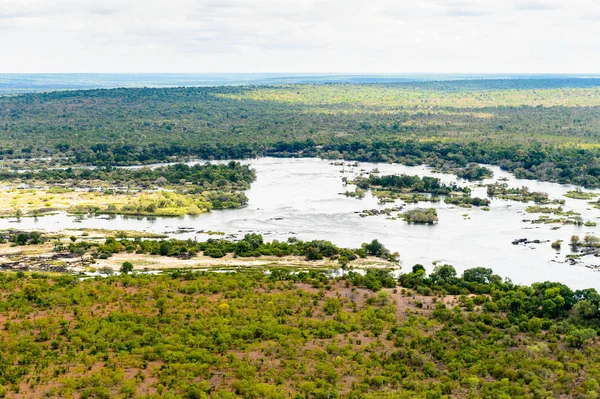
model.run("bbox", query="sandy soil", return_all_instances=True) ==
[0,235,400,273]
[94,252,399,271]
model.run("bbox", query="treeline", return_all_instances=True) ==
[0,161,255,190]
[60,234,399,263]
[1,83,600,186]
[319,140,600,188]
[352,174,469,196]
[60,139,600,188]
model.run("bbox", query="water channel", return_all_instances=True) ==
[2,158,599,289]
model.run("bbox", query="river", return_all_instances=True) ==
[1,157,599,289]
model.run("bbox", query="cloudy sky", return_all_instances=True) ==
[0,0,598,73]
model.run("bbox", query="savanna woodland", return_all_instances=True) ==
[1,78,600,398]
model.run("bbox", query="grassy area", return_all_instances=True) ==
[0,162,254,217]
[564,190,600,200]
[0,189,233,217]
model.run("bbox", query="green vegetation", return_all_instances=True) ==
[455,163,493,181]
[0,161,255,191]
[443,196,490,207]
[357,206,403,218]
[2,80,600,186]
[400,208,438,224]
[68,191,248,217]
[525,206,579,216]
[570,234,600,249]
[346,174,478,205]
[588,198,600,210]
[343,187,366,199]
[351,174,469,196]
[120,261,134,274]
[564,189,599,200]
[55,233,399,263]
[0,264,599,398]
[487,183,564,204]
[524,206,589,226]
[0,230,46,245]
[372,191,439,204]
[530,216,584,226]
[0,162,255,217]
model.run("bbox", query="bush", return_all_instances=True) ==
[120,261,134,274]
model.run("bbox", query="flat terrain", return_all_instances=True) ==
[0,230,399,274]
[1,79,600,186]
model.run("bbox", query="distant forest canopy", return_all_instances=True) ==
[2,78,600,186]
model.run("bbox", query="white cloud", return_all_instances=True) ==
[0,0,597,73]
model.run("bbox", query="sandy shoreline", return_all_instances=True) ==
[0,229,400,273]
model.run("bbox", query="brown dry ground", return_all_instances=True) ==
[93,252,398,272]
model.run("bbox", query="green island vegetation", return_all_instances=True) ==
[1,80,600,186]
[564,189,600,200]
[370,191,439,205]
[529,216,586,226]
[454,163,493,181]
[523,206,592,226]
[357,206,404,218]
[0,264,598,398]
[55,234,399,264]
[567,235,600,263]
[68,191,248,217]
[345,174,489,208]
[570,235,600,250]
[525,206,579,216]
[400,208,438,224]
[486,183,564,205]
[588,198,600,210]
[443,196,490,208]
[0,162,255,190]
[343,187,366,200]
[0,162,255,218]
[344,174,488,207]
[350,174,469,196]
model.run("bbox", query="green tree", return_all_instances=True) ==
[566,328,596,348]
[22,283,41,301]
[120,261,134,274]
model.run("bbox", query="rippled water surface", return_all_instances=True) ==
[2,158,599,289]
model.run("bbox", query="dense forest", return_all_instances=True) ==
[0,267,599,398]
[1,79,600,186]
[0,162,255,191]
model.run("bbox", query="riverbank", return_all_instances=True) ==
[0,229,400,274]
[0,158,599,289]
[0,186,240,218]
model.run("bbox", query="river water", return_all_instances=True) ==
[2,158,599,289]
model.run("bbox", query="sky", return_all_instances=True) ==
[0,0,598,73]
